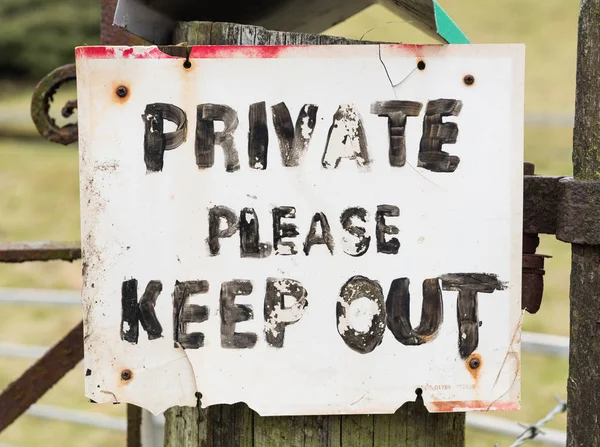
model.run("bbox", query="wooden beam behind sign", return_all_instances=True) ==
[75,44,524,416]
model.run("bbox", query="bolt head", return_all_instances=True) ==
[116,86,128,98]
[464,74,475,86]
[121,369,132,381]
[469,358,481,369]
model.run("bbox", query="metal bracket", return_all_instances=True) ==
[521,168,600,314]
[524,174,564,235]
[556,177,600,245]
[524,174,600,244]
[521,166,556,315]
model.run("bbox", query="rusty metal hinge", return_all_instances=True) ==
[521,163,600,314]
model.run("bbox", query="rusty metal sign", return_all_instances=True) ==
[76,44,524,415]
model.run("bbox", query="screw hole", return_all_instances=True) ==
[417,60,426,71]
[469,358,481,369]
[183,60,192,69]
[464,74,475,86]
[116,86,128,98]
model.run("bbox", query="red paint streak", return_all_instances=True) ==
[76,44,446,61]
[428,400,520,413]
[143,47,176,59]
[76,45,289,60]
[76,46,113,59]
[189,45,288,59]
[385,44,445,58]
[76,46,175,59]
[405,44,429,57]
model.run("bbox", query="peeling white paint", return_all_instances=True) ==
[348,297,381,333]
[337,315,350,335]
[275,244,293,256]
[322,104,369,169]
[300,111,312,140]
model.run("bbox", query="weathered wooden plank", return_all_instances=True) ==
[209,403,254,446]
[324,415,342,447]
[569,4,600,446]
[302,416,337,447]
[209,22,228,46]
[285,31,306,46]
[267,30,286,46]
[126,404,142,447]
[162,20,465,447]
[224,23,243,46]
[340,414,374,446]
[173,21,213,45]
[240,23,257,46]
[253,415,305,445]
[373,408,408,447]
[253,26,274,45]
[211,22,243,46]
[406,400,427,446]
[301,33,320,46]
[164,404,208,446]
[406,399,465,446]
[173,21,369,46]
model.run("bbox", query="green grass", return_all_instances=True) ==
[0,1,579,445]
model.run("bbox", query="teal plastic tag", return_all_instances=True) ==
[433,2,471,44]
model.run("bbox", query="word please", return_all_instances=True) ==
[210,204,401,257]
[121,273,506,359]
[142,99,463,173]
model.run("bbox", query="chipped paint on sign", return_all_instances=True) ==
[76,44,524,415]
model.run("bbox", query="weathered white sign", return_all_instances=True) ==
[76,44,524,416]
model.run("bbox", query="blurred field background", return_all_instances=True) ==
[0,0,576,446]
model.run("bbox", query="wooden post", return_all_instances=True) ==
[162,21,465,447]
[568,2,600,446]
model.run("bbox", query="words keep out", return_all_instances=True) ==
[142,99,463,173]
[121,273,505,359]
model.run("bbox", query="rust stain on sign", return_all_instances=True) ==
[466,353,482,383]
[427,399,520,413]
[121,368,133,383]
[113,83,130,104]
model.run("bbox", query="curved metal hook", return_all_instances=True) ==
[30,63,78,145]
